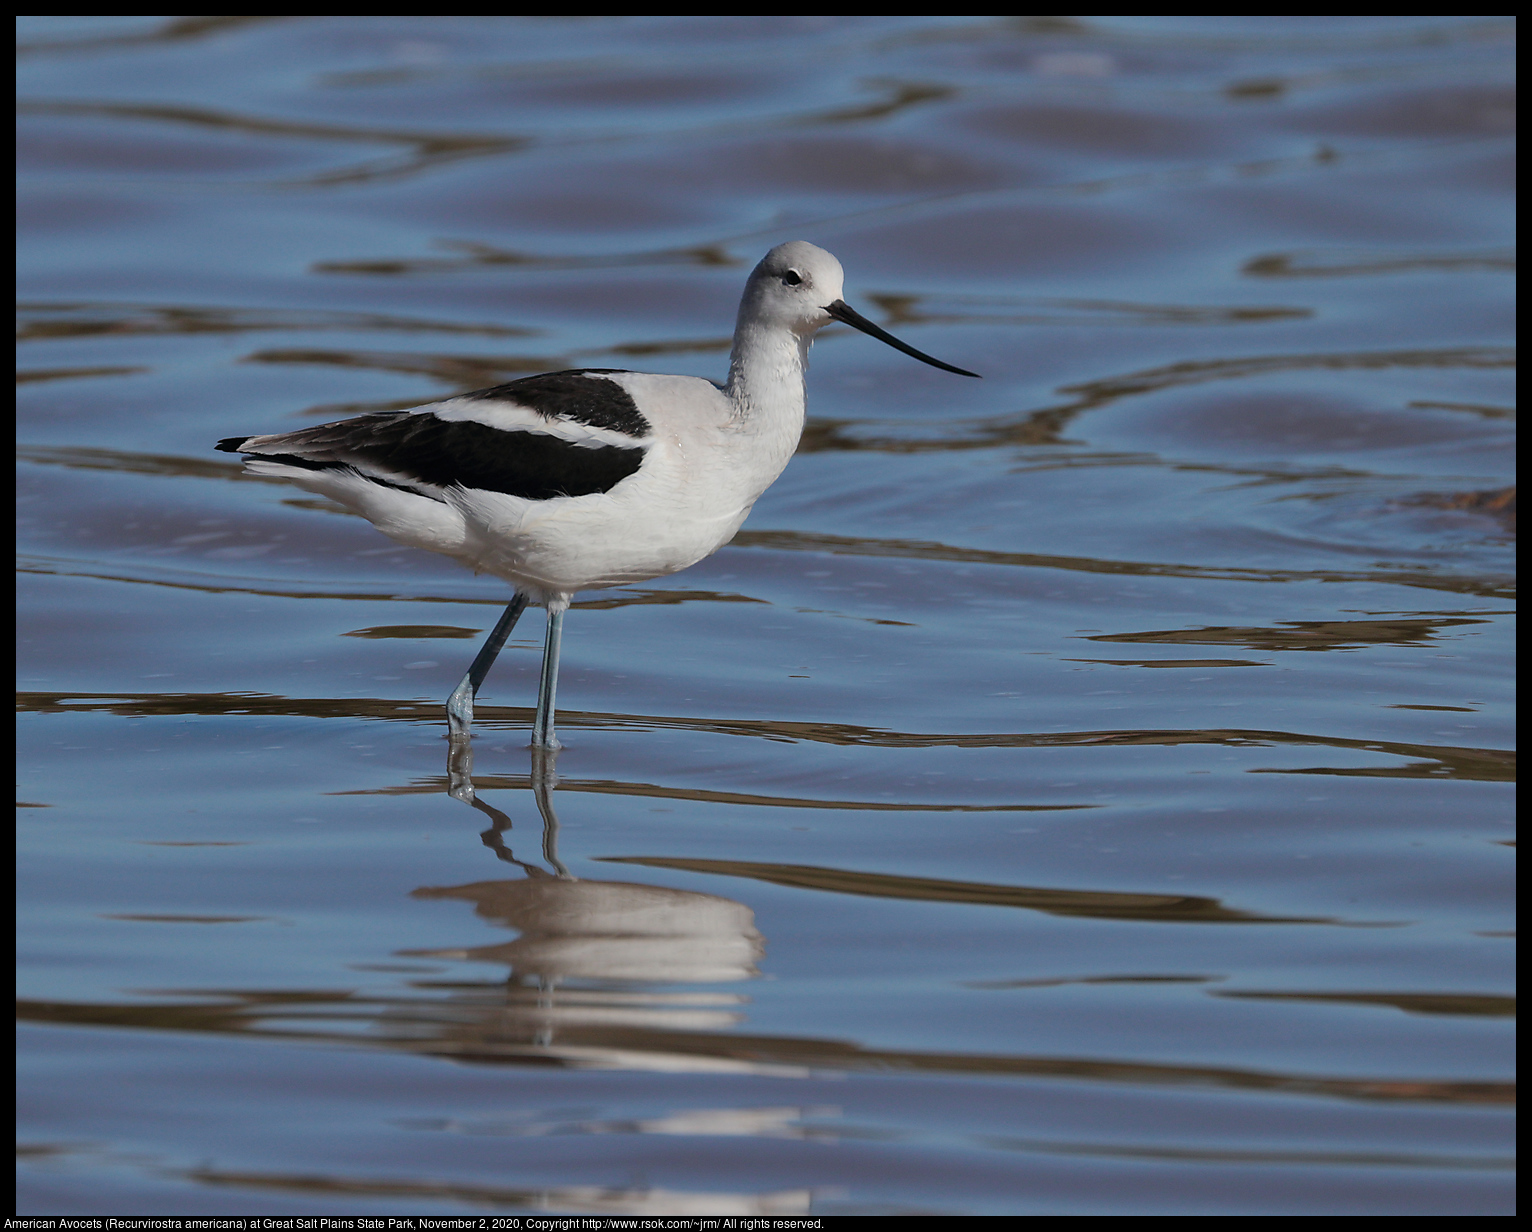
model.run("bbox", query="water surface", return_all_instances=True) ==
[17,15,1515,1216]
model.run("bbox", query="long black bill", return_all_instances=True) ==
[824,299,980,378]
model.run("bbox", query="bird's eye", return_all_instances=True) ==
[781,270,803,286]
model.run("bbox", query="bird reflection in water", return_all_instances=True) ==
[399,743,766,1063]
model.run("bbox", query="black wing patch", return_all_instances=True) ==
[218,411,645,501]
[463,369,651,438]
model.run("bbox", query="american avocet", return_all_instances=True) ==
[218,241,978,748]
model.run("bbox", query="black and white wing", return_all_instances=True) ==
[218,369,654,502]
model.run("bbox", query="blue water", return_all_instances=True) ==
[18,16,1514,1215]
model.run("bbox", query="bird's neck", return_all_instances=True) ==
[724,324,810,436]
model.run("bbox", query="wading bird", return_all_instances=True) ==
[218,241,978,748]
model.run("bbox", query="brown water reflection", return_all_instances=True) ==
[1402,485,1515,532]
[1242,247,1516,279]
[802,346,1517,452]
[1213,991,1513,1018]
[17,97,527,187]
[1085,615,1496,651]
[16,993,1510,1107]
[18,15,1514,1215]
[20,741,1511,1120]
[730,531,1515,599]
[15,15,280,55]
[602,856,1338,925]
[17,300,537,341]
[187,1169,813,1217]
[25,1139,815,1214]
[17,691,1512,783]
[22,506,1515,602]
[312,239,743,277]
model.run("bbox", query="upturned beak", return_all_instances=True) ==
[824,299,980,378]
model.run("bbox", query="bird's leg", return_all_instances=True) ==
[446,592,530,737]
[446,731,476,802]
[529,745,570,878]
[531,604,566,750]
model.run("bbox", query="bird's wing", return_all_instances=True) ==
[218,370,654,502]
